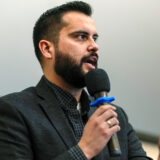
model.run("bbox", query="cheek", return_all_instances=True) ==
[59,41,86,60]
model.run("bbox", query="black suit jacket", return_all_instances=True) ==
[0,76,152,160]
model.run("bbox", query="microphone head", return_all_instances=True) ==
[85,68,110,96]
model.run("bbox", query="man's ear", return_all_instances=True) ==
[39,40,54,59]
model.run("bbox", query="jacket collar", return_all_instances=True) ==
[35,76,77,148]
[35,76,110,159]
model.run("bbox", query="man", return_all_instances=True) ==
[0,1,152,160]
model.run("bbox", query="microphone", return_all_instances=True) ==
[85,68,121,157]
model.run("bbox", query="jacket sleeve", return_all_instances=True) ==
[118,107,153,160]
[0,98,87,160]
[0,98,34,160]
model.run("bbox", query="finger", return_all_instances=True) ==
[100,123,120,138]
[106,117,119,128]
[110,125,121,134]
[98,109,118,122]
[93,104,116,117]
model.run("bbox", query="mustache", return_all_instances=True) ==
[81,52,99,64]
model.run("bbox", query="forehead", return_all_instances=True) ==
[61,11,97,34]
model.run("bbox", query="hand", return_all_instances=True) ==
[78,104,120,160]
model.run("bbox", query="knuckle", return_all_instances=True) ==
[117,126,121,131]
[97,124,110,137]
[99,105,106,111]
[111,110,117,117]
[108,104,114,108]
[115,125,120,132]
[108,109,114,116]
[116,119,119,125]
[113,117,119,123]
[102,129,109,137]
[99,125,105,132]
[94,119,100,126]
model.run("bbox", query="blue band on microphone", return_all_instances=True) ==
[90,97,115,107]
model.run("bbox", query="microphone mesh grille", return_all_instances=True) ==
[85,69,110,96]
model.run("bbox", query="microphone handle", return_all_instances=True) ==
[94,92,121,157]
[108,128,122,156]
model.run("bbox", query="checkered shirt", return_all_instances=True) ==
[44,76,90,160]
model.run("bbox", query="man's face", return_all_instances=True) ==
[54,11,99,88]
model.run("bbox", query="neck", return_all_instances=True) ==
[44,71,82,102]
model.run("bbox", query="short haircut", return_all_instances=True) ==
[33,1,92,64]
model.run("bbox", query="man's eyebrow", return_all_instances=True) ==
[69,30,99,37]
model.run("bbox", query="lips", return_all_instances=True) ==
[84,56,98,68]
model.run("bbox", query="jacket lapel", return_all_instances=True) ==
[35,76,77,149]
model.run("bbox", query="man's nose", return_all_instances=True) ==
[87,39,99,53]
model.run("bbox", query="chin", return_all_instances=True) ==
[82,63,97,75]
[82,69,92,77]
[83,68,90,74]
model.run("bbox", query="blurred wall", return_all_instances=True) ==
[0,0,160,136]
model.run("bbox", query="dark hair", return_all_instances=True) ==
[33,1,92,64]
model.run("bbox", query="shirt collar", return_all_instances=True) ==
[43,76,90,115]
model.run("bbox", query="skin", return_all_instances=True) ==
[39,11,120,159]
[39,11,99,101]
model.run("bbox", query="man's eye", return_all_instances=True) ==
[93,36,98,42]
[93,37,97,42]
[77,34,87,40]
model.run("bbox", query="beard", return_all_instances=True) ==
[54,48,98,89]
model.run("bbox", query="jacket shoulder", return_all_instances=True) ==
[0,87,37,110]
